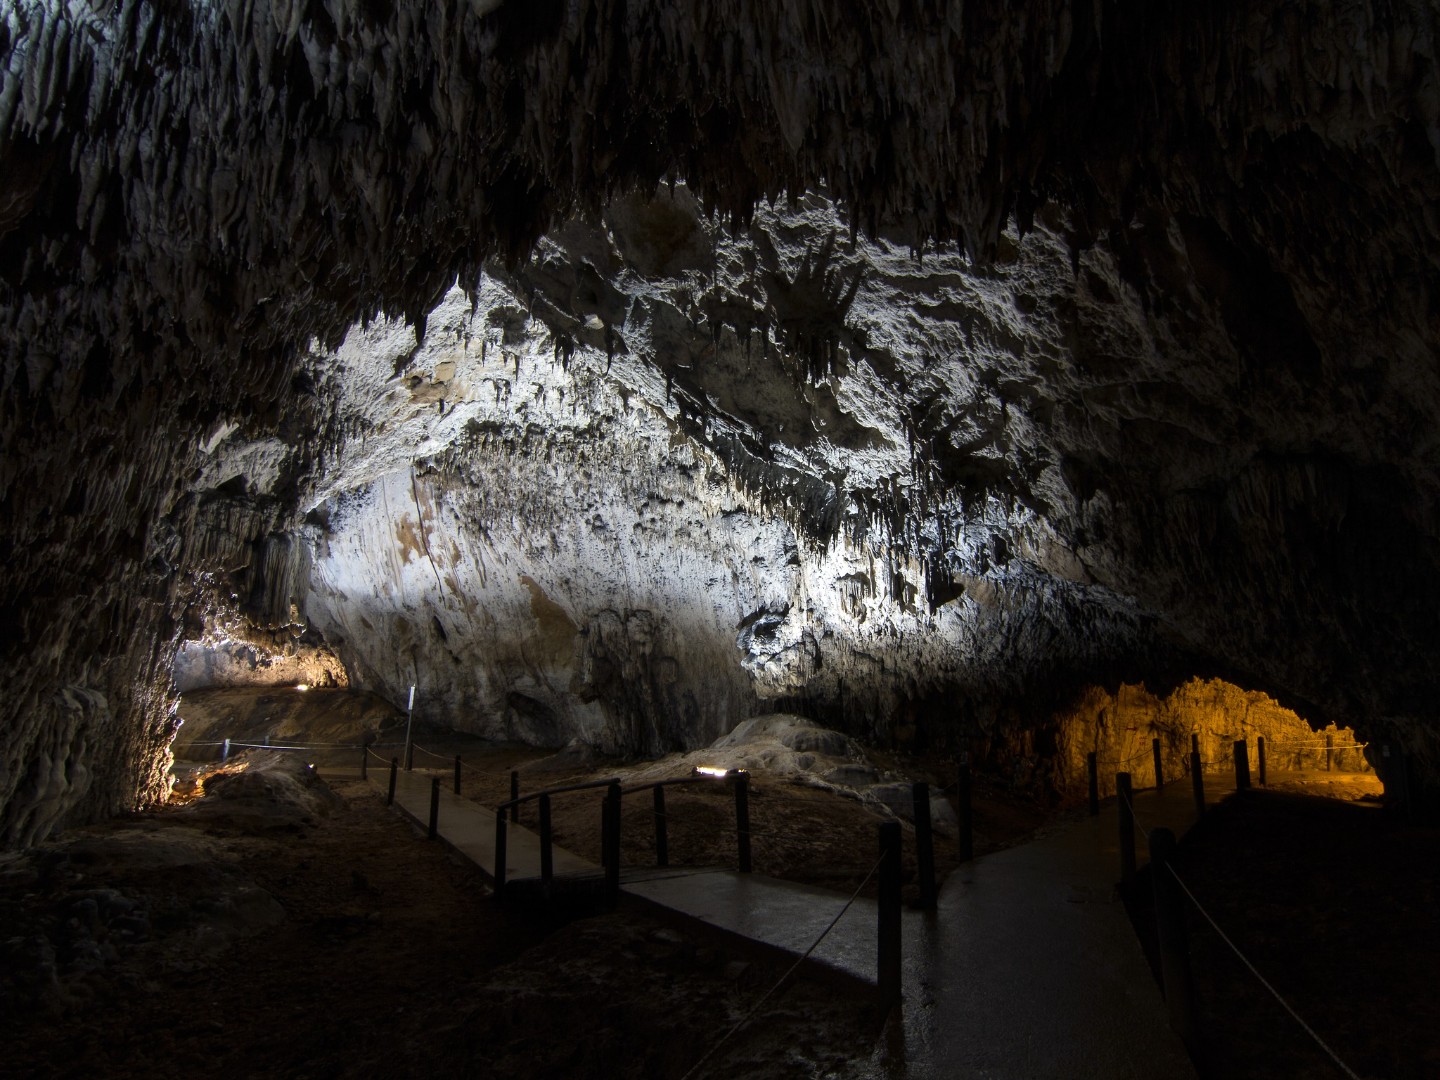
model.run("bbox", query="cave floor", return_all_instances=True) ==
[377,752,1209,1078]
[0,771,879,1079]
[379,752,1397,1079]
[1169,777,1435,1080]
[5,739,1407,1079]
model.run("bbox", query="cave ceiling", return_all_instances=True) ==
[1,0,1438,842]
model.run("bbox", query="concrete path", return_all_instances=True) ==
[881,778,1228,1080]
[350,758,1314,1077]
[374,765,596,881]
[622,867,884,990]
[622,778,1229,1079]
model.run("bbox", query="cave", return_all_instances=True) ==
[2,1,1438,1077]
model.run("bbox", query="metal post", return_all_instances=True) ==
[1117,771,1136,884]
[877,820,902,1009]
[1389,742,1414,823]
[1087,751,1099,816]
[1257,736,1267,787]
[913,781,936,910]
[428,777,440,840]
[221,737,230,763]
[539,793,553,885]
[1150,827,1198,1050]
[1190,734,1205,818]
[494,809,508,893]
[454,755,462,795]
[360,746,368,779]
[653,785,669,868]
[509,770,520,823]
[386,757,398,806]
[957,763,974,863]
[600,796,613,876]
[734,772,753,873]
[1234,739,1251,790]
[1152,737,1164,790]
[1326,732,1334,772]
[403,684,416,771]
[605,781,622,904]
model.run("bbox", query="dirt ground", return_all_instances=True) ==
[1134,772,1440,1080]
[0,760,884,1080]
[426,741,1050,904]
[12,731,1422,1080]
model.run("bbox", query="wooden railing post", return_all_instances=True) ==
[454,755,462,795]
[360,746,368,780]
[1326,732,1334,772]
[1150,827,1198,1050]
[1190,734,1205,818]
[605,781,622,905]
[539,793,554,885]
[1152,737,1164,790]
[1234,740,1251,790]
[428,776,440,840]
[1117,771,1136,884]
[653,785,669,868]
[878,821,902,1009]
[493,809,508,894]
[957,762,974,863]
[509,771,520,822]
[387,757,398,806]
[1087,751,1099,816]
[1385,741,1414,822]
[913,781,936,910]
[1256,736,1267,787]
[734,772,752,873]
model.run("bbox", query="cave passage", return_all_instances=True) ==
[2,2,1439,1075]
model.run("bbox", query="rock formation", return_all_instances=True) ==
[1,0,1438,842]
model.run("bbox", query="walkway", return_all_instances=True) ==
[356,760,1247,1078]
[376,766,595,881]
[882,779,1231,1080]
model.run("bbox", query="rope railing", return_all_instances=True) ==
[1115,768,1363,1080]
[627,800,806,844]
[1166,864,1362,1079]
[225,740,365,751]
[1118,783,1152,843]
[1094,748,1152,767]
[409,744,456,764]
[678,851,887,1080]
[186,739,403,750]
[409,748,489,779]
[1278,744,1367,752]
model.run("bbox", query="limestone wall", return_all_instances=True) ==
[1053,678,1372,802]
